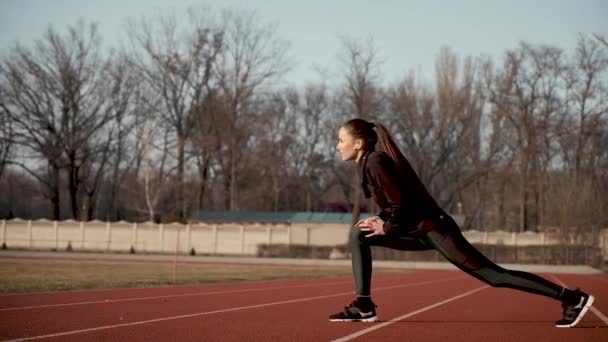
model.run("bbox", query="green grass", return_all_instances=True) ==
[0,258,406,293]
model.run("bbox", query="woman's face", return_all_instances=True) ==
[337,126,363,162]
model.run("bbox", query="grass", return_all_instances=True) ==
[0,258,407,293]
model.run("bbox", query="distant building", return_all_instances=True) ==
[190,211,464,226]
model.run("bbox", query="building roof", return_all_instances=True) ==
[190,211,374,224]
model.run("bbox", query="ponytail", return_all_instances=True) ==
[374,123,407,169]
[342,119,407,169]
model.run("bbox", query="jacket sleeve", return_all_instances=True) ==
[377,209,390,222]
[365,153,405,234]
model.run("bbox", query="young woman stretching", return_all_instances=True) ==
[329,118,594,328]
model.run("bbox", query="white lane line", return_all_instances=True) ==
[331,285,489,342]
[553,275,608,327]
[549,275,565,287]
[589,308,608,327]
[1,274,455,311]
[0,280,351,311]
[5,276,466,341]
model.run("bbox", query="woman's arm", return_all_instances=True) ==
[365,153,406,234]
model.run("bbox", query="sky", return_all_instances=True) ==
[0,0,607,87]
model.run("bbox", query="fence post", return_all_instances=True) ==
[80,221,85,249]
[240,225,245,255]
[54,221,58,250]
[212,224,218,254]
[1,219,6,245]
[131,222,137,251]
[173,225,180,283]
[27,220,32,248]
[186,223,191,252]
[106,221,112,251]
[159,223,164,253]
[306,226,311,246]
[287,225,292,245]
[603,231,607,262]
[266,226,272,245]
[540,232,546,245]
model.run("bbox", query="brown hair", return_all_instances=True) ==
[342,118,407,166]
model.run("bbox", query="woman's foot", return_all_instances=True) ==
[555,289,594,328]
[329,297,378,322]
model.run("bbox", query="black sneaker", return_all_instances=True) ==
[555,289,595,328]
[329,299,378,322]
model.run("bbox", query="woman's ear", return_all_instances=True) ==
[355,139,363,151]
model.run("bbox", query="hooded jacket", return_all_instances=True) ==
[359,150,445,236]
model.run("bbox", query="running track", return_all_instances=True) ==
[1,268,607,341]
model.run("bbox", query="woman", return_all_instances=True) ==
[329,118,594,328]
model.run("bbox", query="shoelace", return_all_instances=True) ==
[561,300,579,320]
[342,301,358,314]
[343,301,377,315]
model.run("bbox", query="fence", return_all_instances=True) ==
[1,219,606,263]
[0,219,295,255]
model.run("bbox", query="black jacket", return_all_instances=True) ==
[359,150,444,236]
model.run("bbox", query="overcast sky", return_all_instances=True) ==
[1,0,606,87]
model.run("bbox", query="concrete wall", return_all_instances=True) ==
[1,219,606,260]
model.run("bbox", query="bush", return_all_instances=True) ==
[190,247,196,256]
[66,241,73,252]
[256,243,602,266]
[256,244,348,259]
[129,245,136,254]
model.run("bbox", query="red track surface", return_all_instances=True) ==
[1,267,607,341]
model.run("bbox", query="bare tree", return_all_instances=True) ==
[127,7,222,221]
[190,88,222,211]
[384,47,489,227]
[337,35,383,225]
[0,87,13,180]
[102,55,148,220]
[213,8,290,211]
[52,24,118,220]
[253,89,297,211]
[0,21,112,220]
[484,43,566,231]
[556,36,608,230]
[1,44,64,219]
[293,84,334,211]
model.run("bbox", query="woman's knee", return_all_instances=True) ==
[473,268,507,287]
[349,227,366,245]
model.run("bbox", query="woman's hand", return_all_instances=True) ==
[357,216,386,238]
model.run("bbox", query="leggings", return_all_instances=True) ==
[351,215,565,300]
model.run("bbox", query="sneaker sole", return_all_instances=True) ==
[329,316,378,322]
[555,295,595,328]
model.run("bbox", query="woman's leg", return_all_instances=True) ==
[349,227,433,296]
[424,216,595,327]
[423,216,565,300]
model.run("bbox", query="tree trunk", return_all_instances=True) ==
[306,190,312,212]
[519,169,528,232]
[50,163,61,221]
[68,153,80,220]
[177,134,186,222]
[229,147,237,211]
[224,148,233,211]
[496,174,507,231]
[197,157,209,210]
[86,192,95,221]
